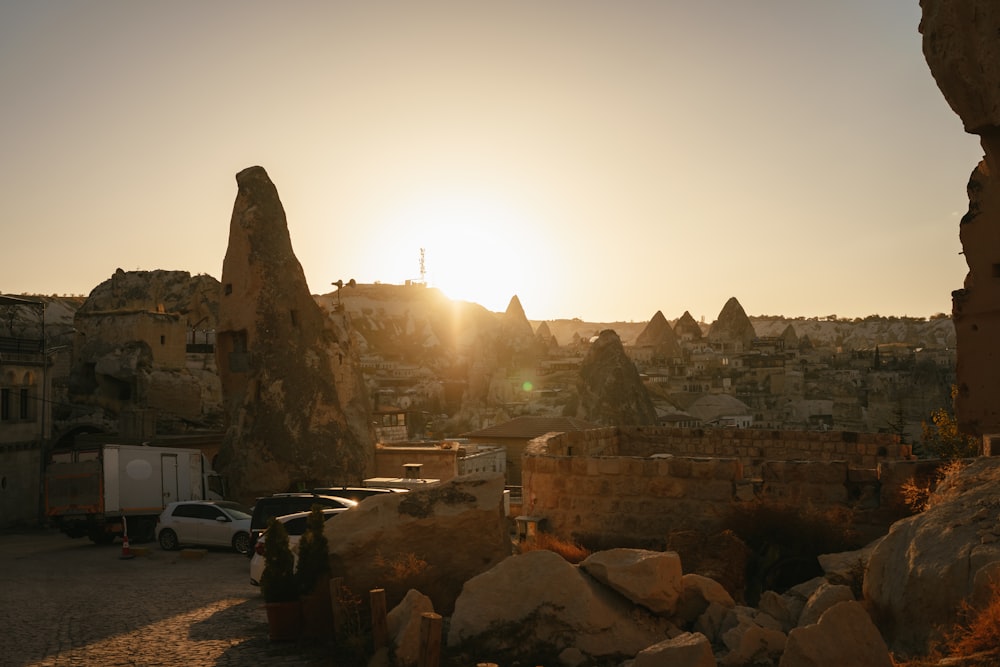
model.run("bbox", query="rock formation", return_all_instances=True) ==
[499,294,535,342]
[674,310,704,342]
[634,310,683,360]
[707,297,757,352]
[447,549,673,662]
[69,269,223,428]
[576,329,657,426]
[214,166,372,501]
[921,1,1000,435]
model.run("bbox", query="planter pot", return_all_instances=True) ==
[301,577,333,640]
[265,600,302,641]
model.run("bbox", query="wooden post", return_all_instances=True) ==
[370,588,388,649]
[417,612,442,667]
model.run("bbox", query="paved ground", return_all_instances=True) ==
[0,529,337,667]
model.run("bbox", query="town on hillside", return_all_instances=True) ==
[1,273,957,527]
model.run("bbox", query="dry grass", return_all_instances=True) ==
[946,582,1000,658]
[372,550,428,583]
[517,532,591,564]
[899,460,968,514]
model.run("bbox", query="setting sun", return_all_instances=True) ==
[380,190,549,314]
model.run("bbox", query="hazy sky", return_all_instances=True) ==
[0,1,983,322]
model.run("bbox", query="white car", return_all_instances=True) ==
[156,500,253,555]
[249,507,348,586]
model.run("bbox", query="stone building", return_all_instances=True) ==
[0,295,50,527]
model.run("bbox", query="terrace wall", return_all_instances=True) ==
[521,427,926,547]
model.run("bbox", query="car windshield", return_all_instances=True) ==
[215,501,251,520]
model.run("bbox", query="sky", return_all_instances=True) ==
[0,1,984,323]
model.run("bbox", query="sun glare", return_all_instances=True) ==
[383,191,542,313]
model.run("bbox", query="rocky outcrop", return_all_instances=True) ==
[324,472,510,616]
[69,270,223,426]
[447,549,673,662]
[863,457,1000,654]
[921,2,1000,435]
[674,311,703,342]
[214,166,372,501]
[77,269,220,328]
[386,589,435,667]
[500,295,534,342]
[575,329,657,426]
[707,297,756,352]
[634,310,682,360]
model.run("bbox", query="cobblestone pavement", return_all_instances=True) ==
[0,530,337,667]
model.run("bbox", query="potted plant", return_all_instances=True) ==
[296,504,334,639]
[260,517,301,641]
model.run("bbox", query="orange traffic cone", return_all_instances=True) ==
[120,533,134,560]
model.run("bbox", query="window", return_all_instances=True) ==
[0,388,9,421]
[19,388,29,420]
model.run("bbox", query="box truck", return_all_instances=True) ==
[45,443,226,544]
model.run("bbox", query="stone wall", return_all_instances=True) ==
[539,426,909,474]
[0,442,41,528]
[521,427,921,547]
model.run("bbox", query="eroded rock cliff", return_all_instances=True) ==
[921,0,1000,435]
[215,166,372,501]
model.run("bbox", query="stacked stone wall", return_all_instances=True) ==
[522,427,923,547]
[539,426,910,473]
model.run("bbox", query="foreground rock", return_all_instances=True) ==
[920,0,1000,434]
[580,548,683,615]
[448,549,672,662]
[779,601,892,667]
[325,472,510,616]
[864,458,1000,654]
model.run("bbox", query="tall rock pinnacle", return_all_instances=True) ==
[214,166,372,501]
[921,2,1000,434]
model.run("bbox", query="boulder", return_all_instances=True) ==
[863,458,1000,654]
[386,589,434,667]
[633,632,716,667]
[778,601,892,667]
[447,549,672,662]
[797,583,854,628]
[580,548,684,614]
[326,473,511,616]
[719,613,786,667]
[675,572,736,623]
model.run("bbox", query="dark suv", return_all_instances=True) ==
[249,493,357,547]
[311,486,408,503]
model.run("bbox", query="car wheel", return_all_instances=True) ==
[232,531,251,555]
[158,528,179,551]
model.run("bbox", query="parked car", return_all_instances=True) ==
[310,486,408,503]
[156,500,253,554]
[249,493,358,548]
[249,507,349,586]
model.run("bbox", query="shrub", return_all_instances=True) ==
[899,460,967,514]
[295,504,331,595]
[260,518,297,603]
[373,550,428,583]
[945,582,1000,658]
[517,533,591,564]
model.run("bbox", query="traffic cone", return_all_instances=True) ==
[120,527,134,560]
